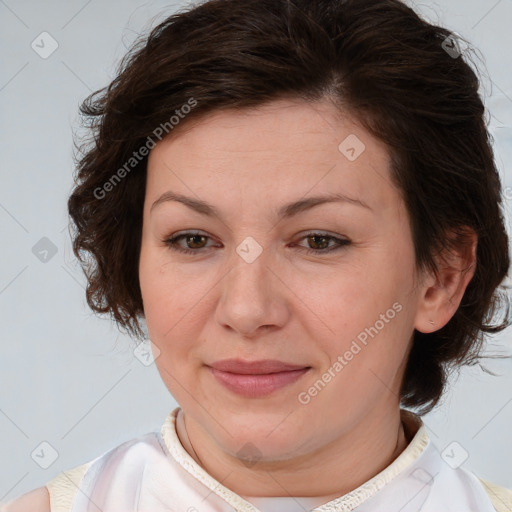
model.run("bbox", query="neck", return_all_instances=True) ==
[176,404,410,499]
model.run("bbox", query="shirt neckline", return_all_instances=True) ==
[160,407,430,512]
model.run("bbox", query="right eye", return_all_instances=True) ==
[163,231,219,255]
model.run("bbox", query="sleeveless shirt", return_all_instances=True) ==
[44,407,512,511]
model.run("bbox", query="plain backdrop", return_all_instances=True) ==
[0,0,511,501]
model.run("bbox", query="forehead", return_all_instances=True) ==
[145,99,400,217]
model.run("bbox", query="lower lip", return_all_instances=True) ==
[208,367,310,397]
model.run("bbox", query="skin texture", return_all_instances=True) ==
[1,487,50,511]
[138,98,476,498]
[3,98,476,508]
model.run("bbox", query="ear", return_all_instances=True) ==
[414,227,477,333]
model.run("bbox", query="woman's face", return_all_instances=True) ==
[139,98,426,461]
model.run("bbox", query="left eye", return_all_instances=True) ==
[294,233,351,254]
[163,231,351,255]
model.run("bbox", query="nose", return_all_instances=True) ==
[214,244,290,339]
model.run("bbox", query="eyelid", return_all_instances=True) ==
[163,230,351,256]
[163,230,219,252]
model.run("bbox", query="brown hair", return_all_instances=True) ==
[68,0,510,414]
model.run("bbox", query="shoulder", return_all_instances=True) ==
[0,486,50,512]
[47,432,164,511]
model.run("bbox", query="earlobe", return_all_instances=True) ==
[414,227,478,333]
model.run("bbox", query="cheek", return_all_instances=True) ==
[139,246,214,347]
[311,268,390,336]
[139,246,181,336]
[311,260,413,381]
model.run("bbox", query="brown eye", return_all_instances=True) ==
[163,230,350,256]
[185,234,208,249]
[295,232,351,255]
[164,231,216,254]
[307,234,330,250]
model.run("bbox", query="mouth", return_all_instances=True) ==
[207,359,311,398]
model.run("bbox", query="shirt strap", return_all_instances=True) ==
[45,461,92,512]
[478,478,512,512]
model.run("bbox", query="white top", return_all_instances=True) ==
[44,407,510,511]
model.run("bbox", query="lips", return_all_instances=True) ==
[207,359,311,397]
[208,359,309,374]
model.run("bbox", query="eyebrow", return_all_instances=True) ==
[150,190,372,219]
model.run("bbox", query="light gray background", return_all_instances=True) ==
[1,0,511,501]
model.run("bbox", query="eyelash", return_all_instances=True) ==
[163,231,351,256]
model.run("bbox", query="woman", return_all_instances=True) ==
[3,0,511,510]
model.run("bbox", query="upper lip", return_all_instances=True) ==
[208,359,309,374]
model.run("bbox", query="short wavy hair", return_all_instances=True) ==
[68,0,510,414]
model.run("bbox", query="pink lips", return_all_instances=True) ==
[207,359,310,397]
